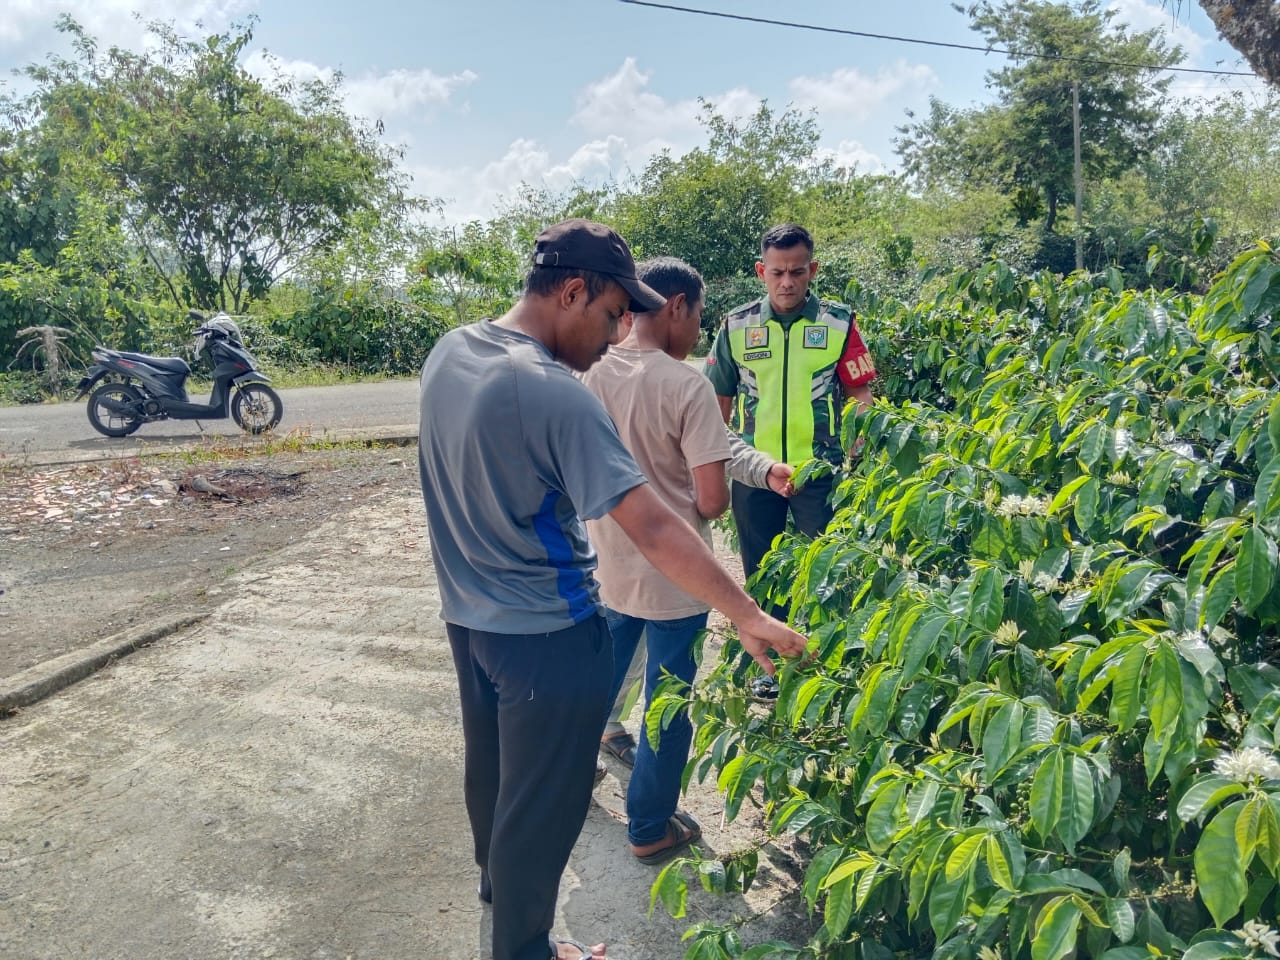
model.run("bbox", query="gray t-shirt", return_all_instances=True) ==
[418,320,647,634]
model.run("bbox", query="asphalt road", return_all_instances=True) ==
[0,379,421,461]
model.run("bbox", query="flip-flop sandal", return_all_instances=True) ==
[632,810,702,865]
[599,730,637,767]
[594,756,607,785]
[551,936,603,959]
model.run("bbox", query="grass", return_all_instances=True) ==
[0,365,409,407]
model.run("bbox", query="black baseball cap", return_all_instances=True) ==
[532,219,666,313]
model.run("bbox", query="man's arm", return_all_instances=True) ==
[691,460,730,519]
[608,484,808,673]
[725,430,793,495]
[705,323,738,426]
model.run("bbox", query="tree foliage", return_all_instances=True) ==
[897,1,1182,231]
[1194,0,1280,86]
[10,16,406,314]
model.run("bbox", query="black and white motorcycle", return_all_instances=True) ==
[75,312,283,437]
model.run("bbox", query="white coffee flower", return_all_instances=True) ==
[994,621,1023,646]
[995,497,1022,518]
[1214,747,1280,783]
[1018,559,1036,580]
[1033,572,1058,592]
[983,487,1000,509]
[1106,470,1132,485]
[977,946,1003,960]
[1241,920,1280,958]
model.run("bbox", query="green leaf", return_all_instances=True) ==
[1236,526,1277,614]
[1201,558,1238,630]
[1080,423,1106,468]
[865,780,907,854]
[900,614,948,685]
[1105,897,1135,943]
[981,700,1025,780]
[945,832,986,881]
[928,875,967,942]
[966,566,1005,633]
[802,844,844,911]
[650,860,689,918]
[823,871,855,937]
[1108,642,1147,732]
[1181,942,1248,960]
[1030,749,1064,842]
[1058,754,1096,854]
[1075,477,1100,531]
[1194,801,1248,926]
[1177,776,1244,823]
[1146,641,1184,740]
[985,834,1015,891]
[1031,896,1082,960]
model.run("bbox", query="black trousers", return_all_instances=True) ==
[731,472,835,582]
[446,616,613,960]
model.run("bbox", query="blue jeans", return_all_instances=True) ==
[603,607,708,846]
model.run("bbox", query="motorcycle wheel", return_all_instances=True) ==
[231,383,283,435]
[87,382,144,437]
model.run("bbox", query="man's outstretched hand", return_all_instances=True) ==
[765,462,795,497]
[736,610,809,675]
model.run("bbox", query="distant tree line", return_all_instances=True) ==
[1,3,1277,401]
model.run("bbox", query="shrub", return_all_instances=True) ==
[652,243,1280,960]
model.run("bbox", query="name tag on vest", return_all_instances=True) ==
[743,349,772,361]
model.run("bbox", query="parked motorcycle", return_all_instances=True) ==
[75,311,283,438]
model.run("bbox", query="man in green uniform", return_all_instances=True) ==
[705,223,876,612]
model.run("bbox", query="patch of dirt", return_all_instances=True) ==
[0,445,420,679]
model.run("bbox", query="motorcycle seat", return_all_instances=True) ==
[115,352,191,374]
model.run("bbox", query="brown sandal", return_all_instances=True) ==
[599,730,637,767]
[632,810,701,865]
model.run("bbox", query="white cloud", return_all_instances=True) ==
[411,135,633,226]
[571,57,758,152]
[0,0,250,48]
[244,51,476,122]
[1107,0,1208,60]
[814,140,886,175]
[788,61,938,122]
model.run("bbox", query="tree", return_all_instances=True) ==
[1195,0,1280,86]
[613,101,822,284]
[897,1,1182,232]
[11,16,408,313]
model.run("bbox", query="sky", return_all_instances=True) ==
[0,0,1270,228]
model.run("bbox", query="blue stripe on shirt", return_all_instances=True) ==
[532,487,595,623]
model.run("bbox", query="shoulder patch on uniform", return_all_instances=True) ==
[819,299,852,318]
[725,299,763,320]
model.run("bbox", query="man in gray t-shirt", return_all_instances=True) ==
[418,219,808,960]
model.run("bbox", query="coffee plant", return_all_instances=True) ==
[649,243,1280,960]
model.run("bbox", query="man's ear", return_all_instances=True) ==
[808,260,820,280]
[559,276,587,307]
[755,261,766,280]
[667,291,687,315]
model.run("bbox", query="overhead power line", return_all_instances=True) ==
[618,0,1258,78]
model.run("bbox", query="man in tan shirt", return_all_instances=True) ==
[584,257,793,863]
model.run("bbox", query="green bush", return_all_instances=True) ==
[650,244,1280,959]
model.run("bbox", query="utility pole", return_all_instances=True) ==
[1072,80,1084,272]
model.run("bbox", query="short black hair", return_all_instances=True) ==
[634,257,704,313]
[760,223,814,256]
[523,265,616,302]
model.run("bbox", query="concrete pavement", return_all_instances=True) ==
[0,489,809,959]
